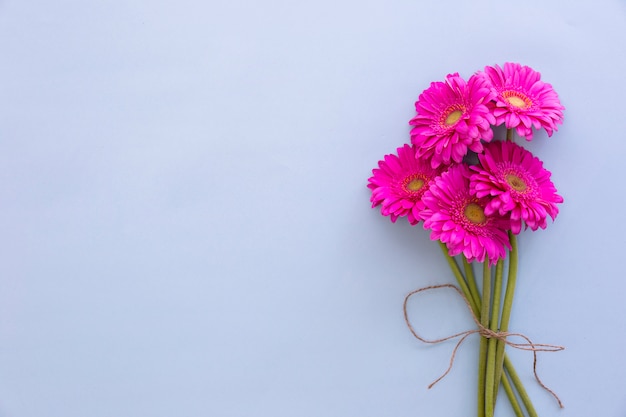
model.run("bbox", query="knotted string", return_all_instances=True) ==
[403,283,564,407]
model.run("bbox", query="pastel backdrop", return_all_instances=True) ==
[0,0,624,416]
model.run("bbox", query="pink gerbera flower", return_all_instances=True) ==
[409,73,496,168]
[480,63,564,140]
[368,144,445,225]
[469,140,563,234]
[421,164,511,265]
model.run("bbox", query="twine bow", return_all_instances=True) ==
[403,284,564,407]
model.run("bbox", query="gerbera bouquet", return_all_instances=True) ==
[367,63,565,417]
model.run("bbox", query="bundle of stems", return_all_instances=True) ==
[438,230,539,417]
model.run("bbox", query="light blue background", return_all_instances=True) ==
[1,0,624,416]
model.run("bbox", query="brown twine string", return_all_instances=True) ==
[403,283,564,408]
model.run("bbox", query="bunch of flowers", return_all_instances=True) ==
[367,62,565,417]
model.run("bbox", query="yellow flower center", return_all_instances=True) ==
[464,203,486,224]
[506,173,527,191]
[407,178,425,191]
[503,91,532,109]
[507,96,526,107]
[445,110,463,125]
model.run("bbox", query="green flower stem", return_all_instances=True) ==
[493,232,519,402]
[478,261,492,417]
[438,243,478,313]
[462,257,481,311]
[485,259,504,417]
[501,371,525,417]
[504,356,538,417]
[506,128,514,141]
